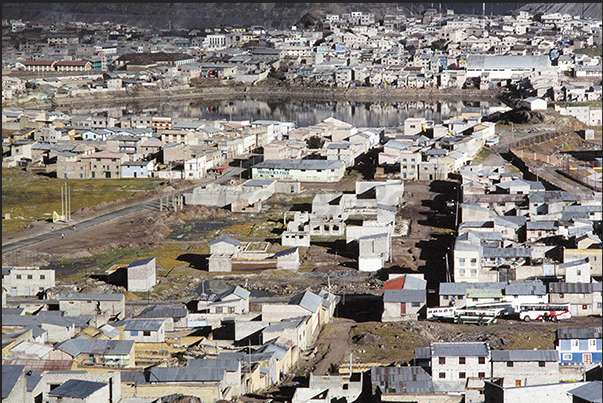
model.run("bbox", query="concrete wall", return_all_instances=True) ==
[3,370,28,403]
[275,181,302,194]
[263,323,307,351]
[282,231,311,247]
[3,268,55,296]
[208,255,233,272]
[382,301,423,321]
[126,326,165,343]
[235,320,269,342]
[491,361,558,386]
[432,355,491,393]
[42,323,76,343]
[59,298,125,326]
[261,304,308,323]
[276,249,300,271]
[359,256,383,272]
[210,294,249,314]
[564,249,602,277]
[185,183,275,208]
[127,259,156,292]
[346,224,392,244]
[252,165,345,182]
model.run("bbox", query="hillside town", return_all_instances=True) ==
[2,6,603,403]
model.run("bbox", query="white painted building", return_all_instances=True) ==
[2,267,55,297]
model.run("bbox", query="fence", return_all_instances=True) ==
[510,148,561,165]
[511,131,567,149]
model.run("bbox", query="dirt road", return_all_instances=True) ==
[308,318,356,375]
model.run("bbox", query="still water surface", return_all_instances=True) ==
[74,97,507,127]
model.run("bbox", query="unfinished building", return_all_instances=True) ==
[208,237,300,272]
[184,179,276,212]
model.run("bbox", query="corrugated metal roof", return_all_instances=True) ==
[459,221,494,229]
[414,347,431,360]
[255,340,290,361]
[98,324,121,339]
[403,276,427,290]
[127,257,155,268]
[358,233,388,241]
[528,190,583,204]
[208,237,241,247]
[482,247,531,258]
[2,307,25,316]
[59,293,124,301]
[384,140,411,151]
[2,364,24,399]
[549,282,595,294]
[568,381,602,403]
[467,289,503,298]
[123,319,164,332]
[526,221,558,231]
[557,327,602,340]
[272,247,298,259]
[215,285,251,301]
[288,290,323,313]
[490,350,558,362]
[264,320,299,333]
[2,314,84,329]
[25,375,42,392]
[505,281,547,296]
[48,379,107,398]
[468,282,507,290]
[383,289,426,303]
[433,342,489,357]
[565,205,601,213]
[439,282,467,295]
[558,258,589,269]
[55,338,134,357]
[188,356,240,372]
[136,304,188,319]
[384,276,406,290]
[150,366,222,382]
[1,359,73,372]
[121,370,149,385]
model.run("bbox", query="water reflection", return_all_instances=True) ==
[71,97,505,127]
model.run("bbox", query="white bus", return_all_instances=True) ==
[468,302,515,316]
[518,303,571,322]
[454,308,504,325]
[426,306,456,321]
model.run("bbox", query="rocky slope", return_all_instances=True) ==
[4,3,600,31]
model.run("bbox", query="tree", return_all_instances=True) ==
[268,67,286,81]
[430,39,449,51]
[306,136,324,149]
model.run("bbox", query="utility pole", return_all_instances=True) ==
[61,184,64,220]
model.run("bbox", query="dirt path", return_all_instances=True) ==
[306,318,356,375]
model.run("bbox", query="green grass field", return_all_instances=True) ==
[2,168,163,235]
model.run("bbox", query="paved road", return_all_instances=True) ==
[2,166,245,253]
